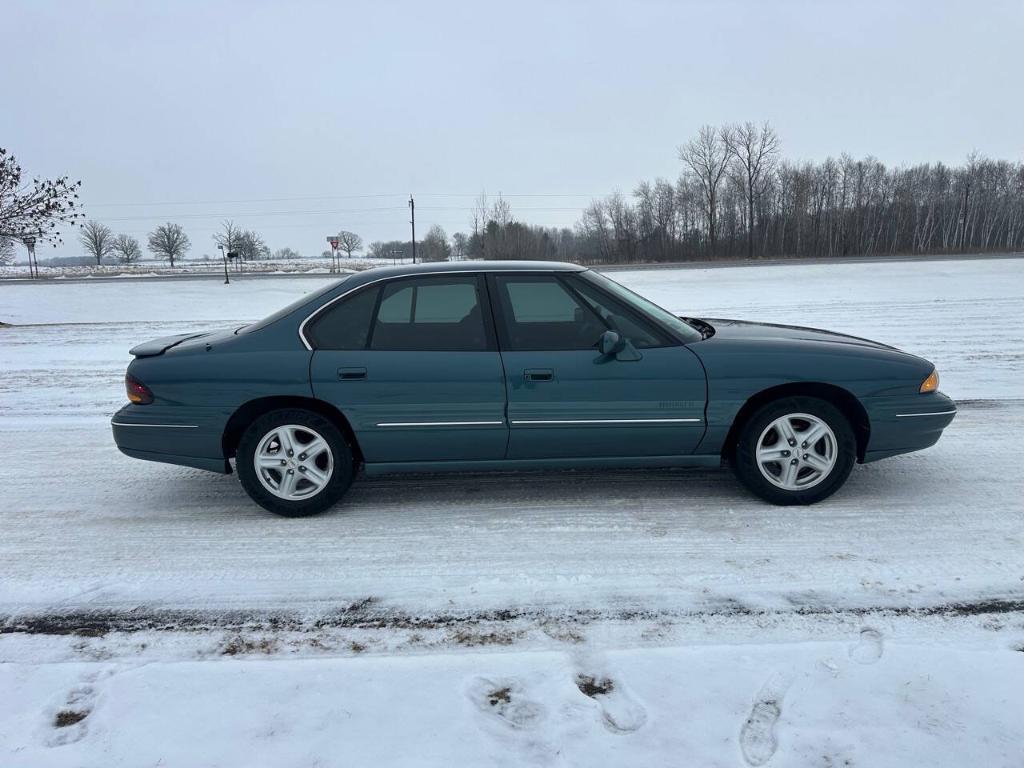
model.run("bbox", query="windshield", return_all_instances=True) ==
[236,279,348,335]
[580,271,704,343]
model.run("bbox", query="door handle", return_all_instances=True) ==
[524,368,554,382]
[337,367,367,380]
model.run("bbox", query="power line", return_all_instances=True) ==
[84,191,600,208]
[99,206,409,222]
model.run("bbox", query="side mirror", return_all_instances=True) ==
[598,329,626,357]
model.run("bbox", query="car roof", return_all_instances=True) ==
[348,260,586,281]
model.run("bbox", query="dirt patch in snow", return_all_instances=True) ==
[4,595,1024,640]
[54,710,89,728]
[576,675,614,697]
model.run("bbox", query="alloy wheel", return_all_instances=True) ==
[755,412,837,491]
[253,424,334,500]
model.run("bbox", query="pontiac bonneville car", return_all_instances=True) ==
[112,261,955,516]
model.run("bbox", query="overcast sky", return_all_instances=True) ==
[4,0,1022,261]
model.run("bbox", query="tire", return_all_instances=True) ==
[236,408,355,517]
[732,396,856,506]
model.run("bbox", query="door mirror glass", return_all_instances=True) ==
[598,329,626,356]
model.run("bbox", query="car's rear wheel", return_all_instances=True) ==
[236,408,354,516]
[733,396,855,505]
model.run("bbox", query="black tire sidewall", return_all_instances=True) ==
[733,396,856,506]
[236,408,354,517]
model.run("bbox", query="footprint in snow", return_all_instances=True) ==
[468,677,546,730]
[575,674,647,734]
[44,680,99,747]
[849,627,884,664]
[739,673,791,766]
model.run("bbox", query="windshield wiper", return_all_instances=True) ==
[680,316,715,339]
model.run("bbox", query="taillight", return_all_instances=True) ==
[125,374,154,404]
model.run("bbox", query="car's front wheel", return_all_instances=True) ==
[733,396,856,505]
[236,408,355,516]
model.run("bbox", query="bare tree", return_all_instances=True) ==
[213,219,242,254]
[147,222,190,267]
[235,230,270,261]
[337,230,363,258]
[422,224,451,262]
[451,231,469,261]
[490,195,512,227]
[0,236,15,266]
[0,147,82,246]
[679,125,731,256]
[79,220,115,265]
[724,121,780,258]
[470,192,488,258]
[112,233,142,263]
[272,247,301,260]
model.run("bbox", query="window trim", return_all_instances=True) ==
[297,269,575,350]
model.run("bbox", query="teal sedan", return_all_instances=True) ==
[112,262,955,516]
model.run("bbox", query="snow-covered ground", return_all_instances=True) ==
[1,257,1023,766]
[0,256,390,281]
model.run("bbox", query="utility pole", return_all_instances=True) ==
[409,195,416,264]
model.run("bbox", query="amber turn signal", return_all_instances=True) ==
[919,369,939,394]
[126,374,154,404]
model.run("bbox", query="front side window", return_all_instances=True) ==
[492,275,608,350]
[369,276,488,351]
[563,275,670,348]
[579,270,703,343]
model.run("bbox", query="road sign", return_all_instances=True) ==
[327,236,339,249]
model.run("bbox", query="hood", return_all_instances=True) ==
[697,318,900,352]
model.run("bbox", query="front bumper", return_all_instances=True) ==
[861,391,957,463]
[111,404,232,474]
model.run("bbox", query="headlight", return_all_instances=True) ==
[919,369,939,394]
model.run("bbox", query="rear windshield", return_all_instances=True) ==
[236,279,348,335]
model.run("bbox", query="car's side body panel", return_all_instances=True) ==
[113,330,315,474]
[310,350,508,462]
[859,392,957,462]
[499,346,708,459]
[686,320,951,461]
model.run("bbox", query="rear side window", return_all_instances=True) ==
[305,286,380,350]
[369,276,488,351]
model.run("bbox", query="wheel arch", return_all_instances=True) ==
[222,396,363,464]
[722,382,870,462]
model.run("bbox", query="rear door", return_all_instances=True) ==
[488,273,706,459]
[308,274,508,463]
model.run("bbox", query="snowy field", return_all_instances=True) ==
[1,257,1023,766]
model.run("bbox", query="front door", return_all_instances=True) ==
[488,273,707,459]
[309,274,507,463]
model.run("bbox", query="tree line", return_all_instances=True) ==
[5,137,1024,271]
[570,123,1024,263]
[373,124,1024,266]
[72,219,312,267]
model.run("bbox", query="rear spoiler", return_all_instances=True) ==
[129,332,207,357]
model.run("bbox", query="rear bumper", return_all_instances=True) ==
[111,404,232,474]
[861,391,957,463]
